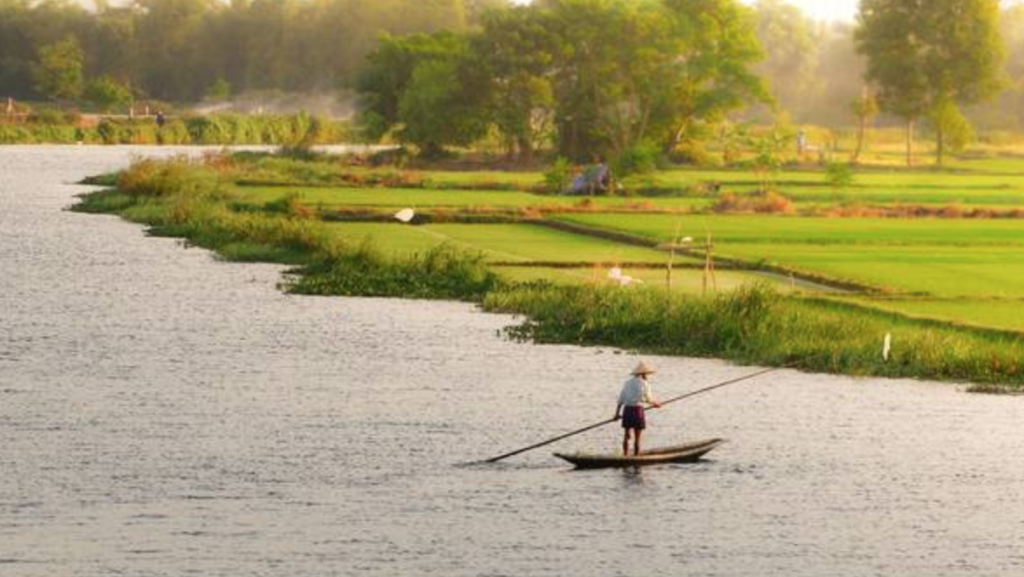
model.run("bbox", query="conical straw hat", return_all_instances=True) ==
[631,361,656,375]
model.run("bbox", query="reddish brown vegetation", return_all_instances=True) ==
[712,191,795,214]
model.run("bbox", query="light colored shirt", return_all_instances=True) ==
[618,376,654,407]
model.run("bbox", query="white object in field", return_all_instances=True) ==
[394,208,415,223]
[882,332,892,361]
[681,236,693,244]
[608,267,643,286]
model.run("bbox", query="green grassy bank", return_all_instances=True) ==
[70,153,1024,391]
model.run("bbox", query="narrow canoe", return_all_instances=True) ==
[554,438,725,469]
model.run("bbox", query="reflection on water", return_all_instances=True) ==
[1,146,1024,576]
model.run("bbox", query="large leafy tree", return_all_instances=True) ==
[357,32,488,155]
[32,36,85,101]
[398,57,489,155]
[472,5,554,161]
[857,0,1005,166]
[528,0,766,161]
[661,0,768,151]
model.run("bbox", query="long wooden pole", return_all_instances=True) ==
[484,365,788,464]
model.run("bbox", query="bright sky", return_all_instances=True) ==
[739,0,859,22]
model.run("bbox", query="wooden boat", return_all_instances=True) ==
[554,438,725,469]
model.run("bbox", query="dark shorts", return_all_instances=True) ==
[621,405,646,430]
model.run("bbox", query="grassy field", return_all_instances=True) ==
[223,157,1024,332]
[74,151,1024,386]
[552,213,1024,247]
[324,222,686,264]
[231,163,1024,214]
[837,297,1024,333]
[232,185,708,211]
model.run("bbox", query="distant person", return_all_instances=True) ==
[569,162,610,195]
[594,161,610,192]
[5,97,14,119]
[155,111,166,128]
[569,164,586,194]
[797,130,807,155]
[614,361,661,456]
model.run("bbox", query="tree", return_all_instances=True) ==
[970,4,1024,131]
[850,87,878,163]
[356,32,465,141]
[398,58,488,156]
[32,36,85,102]
[661,0,769,153]
[857,0,1005,166]
[751,0,818,120]
[357,31,487,155]
[473,5,554,161]
[537,0,766,162]
[205,77,231,102]
[929,97,975,158]
[85,75,132,112]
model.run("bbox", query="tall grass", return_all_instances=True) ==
[0,113,348,145]
[0,123,82,144]
[483,283,1024,387]
[290,242,501,300]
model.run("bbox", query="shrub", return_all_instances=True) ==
[614,140,660,177]
[825,161,855,192]
[543,157,572,194]
[117,156,221,200]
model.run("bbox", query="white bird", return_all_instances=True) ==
[608,267,624,280]
[882,332,892,361]
[394,208,415,223]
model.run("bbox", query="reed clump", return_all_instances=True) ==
[0,113,347,145]
[290,242,501,301]
[483,283,1024,386]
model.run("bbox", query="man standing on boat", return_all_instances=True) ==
[615,362,661,456]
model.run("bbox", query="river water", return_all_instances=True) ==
[1,146,1023,576]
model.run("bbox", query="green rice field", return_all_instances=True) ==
[231,185,707,211]
[552,213,1024,247]
[120,152,1024,333]
[324,222,686,264]
[78,151,1024,385]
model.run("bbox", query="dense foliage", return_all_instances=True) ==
[358,0,769,162]
[856,0,1005,165]
[0,0,471,102]
[5,0,1024,164]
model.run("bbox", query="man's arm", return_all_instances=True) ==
[644,382,661,408]
[614,402,623,420]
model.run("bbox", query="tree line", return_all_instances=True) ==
[358,0,770,163]
[2,0,1021,167]
[0,0,473,103]
[356,0,1010,166]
